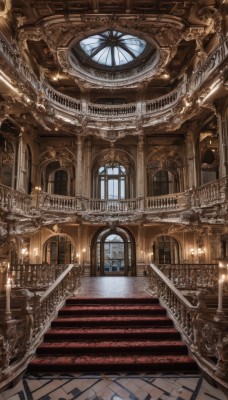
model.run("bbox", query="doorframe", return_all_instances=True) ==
[91,227,136,276]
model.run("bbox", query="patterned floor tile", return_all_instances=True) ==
[1,372,227,400]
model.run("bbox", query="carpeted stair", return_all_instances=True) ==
[28,297,198,373]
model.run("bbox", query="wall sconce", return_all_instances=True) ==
[21,248,28,264]
[198,247,205,262]
[82,248,86,266]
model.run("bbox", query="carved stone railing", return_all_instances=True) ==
[0,263,83,390]
[45,84,81,113]
[0,178,228,219]
[87,198,142,212]
[1,177,228,218]
[147,264,228,389]
[0,184,12,211]
[37,192,83,212]
[0,35,40,92]
[0,184,32,215]
[188,36,228,93]
[158,263,218,290]
[0,34,227,125]
[197,177,228,207]
[145,192,187,211]
[9,264,67,289]
[146,85,184,114]
[87,102,137,118]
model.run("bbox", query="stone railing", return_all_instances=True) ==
[0,34,227,124]
[9,263,67,289]
[158,263,218,290]
[45,84,81,113]
[0,263,83,390]
[197,177,228,207]
[37,192,83,212]
[87,198,142,212]
[146,85,184,114]
[0,184,31,215]
[147,263,228,389]
[0,176,228,218]
[0,35,40,92]
[87,102,137,118]
[145,192,187,210]
[188,36,228,93]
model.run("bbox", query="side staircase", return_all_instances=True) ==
[28,297,198,373]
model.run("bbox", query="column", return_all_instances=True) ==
[216,100,228,178]
[16,133,24,192]
[185,130,199,188]
[84,139,91,198]
[75,137,83,196]
[136,136,144,200]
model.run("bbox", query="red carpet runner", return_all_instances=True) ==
[28,297,198,373]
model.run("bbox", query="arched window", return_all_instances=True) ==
[53,170,68,195]
[98,163,127,200]
[201,148,218,185]
[201,149,215,164]
[43,235,74,264]
[153,236,180,264]
[148,170,177,196]
[45,161,71,196]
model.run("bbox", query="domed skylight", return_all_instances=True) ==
[79,30,147,67]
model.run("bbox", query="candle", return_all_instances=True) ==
[218,274,225,312]
[5,278,11,313]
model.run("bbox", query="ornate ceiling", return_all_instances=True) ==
[0,0,226,141]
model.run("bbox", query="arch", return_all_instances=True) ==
[148,169,178,196]
[91,226,136,276]
[200,136,219,185]
[91,149,136,199]
[152,235,181,264]
[44,161,74,196]
[43,234,75,264]
[146,147,183,194]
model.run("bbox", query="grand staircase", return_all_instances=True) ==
[28,297,198,373]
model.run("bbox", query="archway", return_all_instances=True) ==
[91,227,136,276]
[153,235,180,264]
[43,235,75,264]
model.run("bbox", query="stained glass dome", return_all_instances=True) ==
[79,30,147,68]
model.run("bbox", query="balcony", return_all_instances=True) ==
[0,34,227,132]
[0,177,227,226]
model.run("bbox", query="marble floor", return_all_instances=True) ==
[1,277,227,400]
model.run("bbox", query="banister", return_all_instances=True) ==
[0,34,227,124]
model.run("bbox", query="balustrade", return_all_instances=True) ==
[158,263,218,290]
[45,84,81,112]
[188,36,228,93]
[10,263,67,289]
[145,192,185,210]
[0,263,83,389]
[1,183,228,216]
[147,263,228,386]
[0,35,227,125]
[197,177,228,206]
[87,103,136,118]
[40,193,83,212]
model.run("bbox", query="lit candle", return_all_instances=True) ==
[5,277,11,313]
[6,261,10,280]
[218,274,225,312]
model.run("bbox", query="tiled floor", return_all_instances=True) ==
[1,277,227,400]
